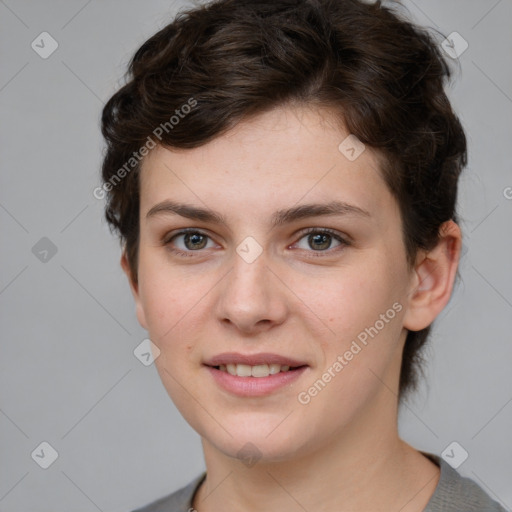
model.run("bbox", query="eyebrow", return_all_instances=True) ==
[145,200,371,227]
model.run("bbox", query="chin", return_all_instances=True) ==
[198,414,317,464]
[213,436,302,465]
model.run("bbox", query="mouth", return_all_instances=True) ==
[204,352,308,376]
[203,352,309,396]
[210,363,306,377]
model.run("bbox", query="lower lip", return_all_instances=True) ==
[205,366,308,397]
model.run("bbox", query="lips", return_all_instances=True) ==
[203,352,309,395]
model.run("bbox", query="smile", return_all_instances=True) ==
[214,363,294,377]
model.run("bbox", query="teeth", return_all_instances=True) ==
[251,364,269,377]
[269,363,281,375]
[236,364,252,377]
[218,363,295,377]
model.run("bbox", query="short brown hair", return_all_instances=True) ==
[100,0,467,399]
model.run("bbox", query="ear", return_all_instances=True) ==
[120,250,148,330]
[403,220,462,332]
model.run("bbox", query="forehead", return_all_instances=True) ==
[139,105,394,222]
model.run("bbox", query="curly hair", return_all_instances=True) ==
[100,0,467,399]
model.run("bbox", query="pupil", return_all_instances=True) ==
[185,233,206,250]
[309,233,330,250]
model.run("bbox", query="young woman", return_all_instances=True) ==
[99,0,507,510]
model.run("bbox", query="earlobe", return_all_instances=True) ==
[120,251,148,330]
[403,220,462,332]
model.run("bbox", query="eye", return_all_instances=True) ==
[162,227,349,258]
[293,228,348,254]
[163,229,217,256]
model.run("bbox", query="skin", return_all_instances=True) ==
[121,105,461,511]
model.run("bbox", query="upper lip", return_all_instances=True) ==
[204,352,308,367]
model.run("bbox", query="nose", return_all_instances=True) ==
[214,248,288,334]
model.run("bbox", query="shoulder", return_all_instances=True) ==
[422,452,508,512]
[131,473,206,512]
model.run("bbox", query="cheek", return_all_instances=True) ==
[292,270,405,433]
[137,249,209,342]
[289,261,407,419]
[291,262,403,349]
[137,257,210,416]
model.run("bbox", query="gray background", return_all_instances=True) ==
[1,1,511,510]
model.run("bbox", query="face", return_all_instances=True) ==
[127,106,416,463]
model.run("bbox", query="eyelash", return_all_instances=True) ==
[162,227,350,259]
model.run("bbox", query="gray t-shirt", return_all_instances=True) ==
[132,452,507,512]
